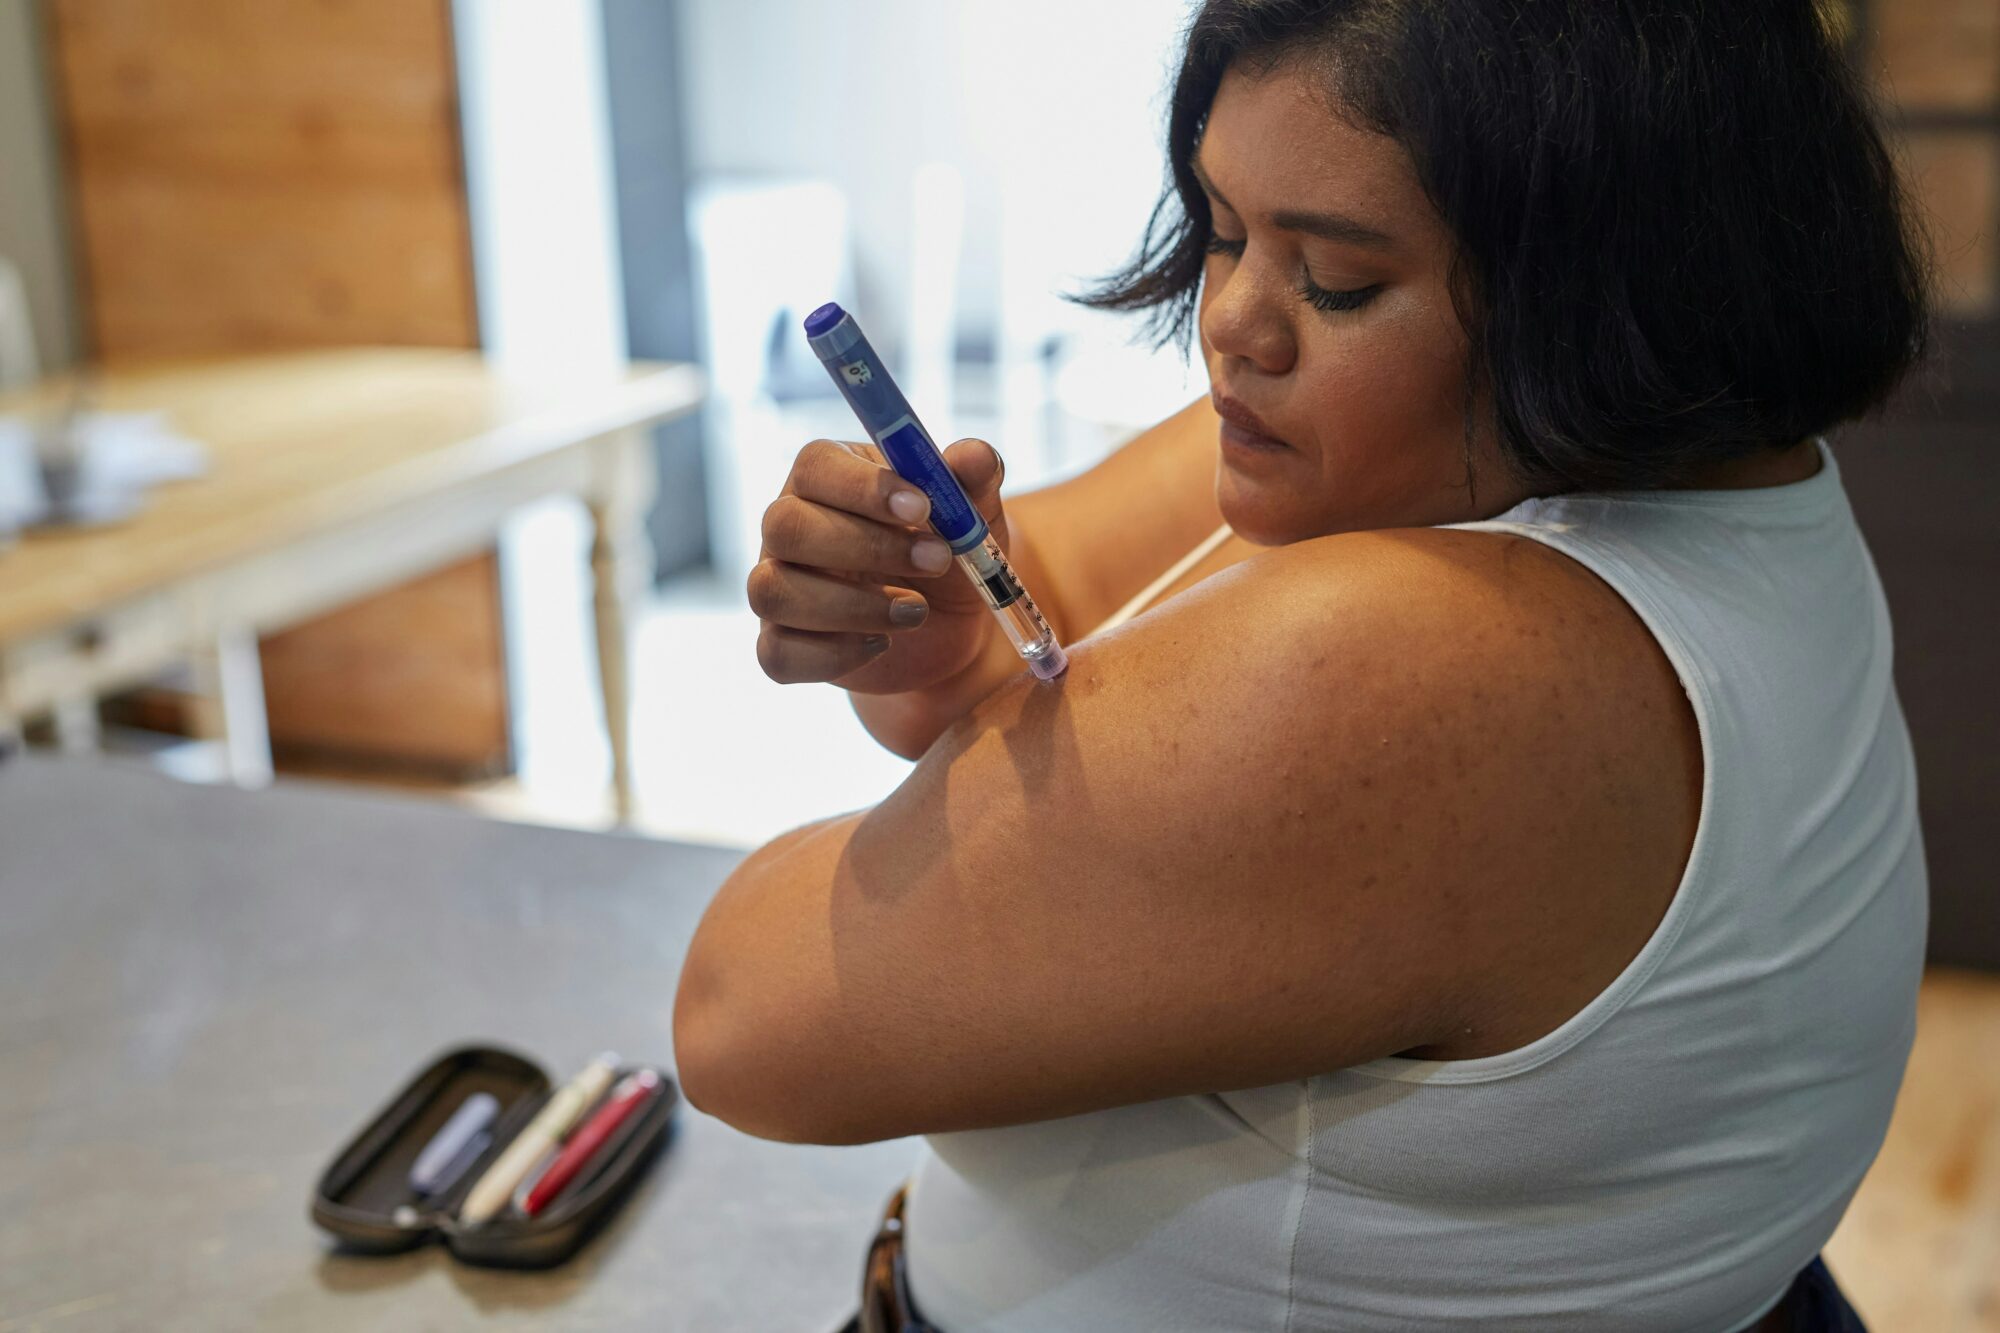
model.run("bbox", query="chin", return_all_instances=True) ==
[1217,470,1320,546]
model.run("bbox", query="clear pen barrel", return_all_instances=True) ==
[955,534,1068,680]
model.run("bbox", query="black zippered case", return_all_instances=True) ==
[310,1044,678,1268]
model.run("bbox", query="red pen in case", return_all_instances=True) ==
[521,1069,664,1217]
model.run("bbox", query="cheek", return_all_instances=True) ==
[1383,289,1472,416]
[1297,301,1469,468]
[1232,307,1473,539]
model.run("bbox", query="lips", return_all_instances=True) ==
[1211,392,1291,450]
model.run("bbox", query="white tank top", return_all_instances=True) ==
[903,439,1927,1331]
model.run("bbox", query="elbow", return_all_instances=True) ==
[671,970,890,1146]
[671,819,913,1145]
[671,962,780,1138]
[671,1027,796,1142]
[673,1026,888,1146]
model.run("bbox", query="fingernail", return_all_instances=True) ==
[889,489,928,523]
[890,598,928,628]
[913,539,951,572]
[862,634,891,654]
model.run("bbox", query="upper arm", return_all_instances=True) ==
[675,529,1699,1143]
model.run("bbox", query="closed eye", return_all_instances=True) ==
[1205,227,1380,313]
[1297,274,1381,313]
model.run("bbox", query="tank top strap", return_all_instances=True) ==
[1086,522,1234,639]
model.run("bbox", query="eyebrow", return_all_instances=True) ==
[1189,154,1397,252]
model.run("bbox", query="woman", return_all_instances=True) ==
[674,2,1929,1328]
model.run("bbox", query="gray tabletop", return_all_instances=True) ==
[0,756,918,1332]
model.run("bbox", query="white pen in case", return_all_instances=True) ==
[458,1053,619,1226]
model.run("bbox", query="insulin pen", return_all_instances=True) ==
[459,1053,619,1226]
[803,302,1069,681]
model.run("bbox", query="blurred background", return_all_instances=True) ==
[0,0,1205,849]
[0,2,1995,1323]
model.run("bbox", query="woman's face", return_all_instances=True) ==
[1197,63,1526,544]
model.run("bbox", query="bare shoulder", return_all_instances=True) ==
[1372,525,1666,682]
[1206,524,1701,1056]
[1090,519,1688,739]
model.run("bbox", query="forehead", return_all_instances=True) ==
[1198,63,1438,240]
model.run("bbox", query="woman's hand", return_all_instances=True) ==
[750,436,1010,693]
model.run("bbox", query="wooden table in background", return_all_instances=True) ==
[0,348,703,816]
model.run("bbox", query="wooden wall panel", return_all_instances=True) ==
[1901,130,2000,316]
[47,0,478,356]
[47,0,509,776]
[258,555,511,778]
[1876,0,2000,112]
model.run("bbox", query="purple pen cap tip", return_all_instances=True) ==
[803,302,846,337]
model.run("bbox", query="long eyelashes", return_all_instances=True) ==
[1205,233,1381,314]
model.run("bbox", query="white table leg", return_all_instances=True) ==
[0,663,22,757]
[588,428,657,823]
[187,626,274,787]
[50,694,101,754]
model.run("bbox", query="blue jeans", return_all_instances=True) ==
[1774,1255,1867,1331]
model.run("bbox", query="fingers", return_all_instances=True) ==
[747,561,928,633]
[788,439,930,527]
[761,494,952,580]
[751,435,1008,689]
[942,438,1006,525]
[756,623,892,685]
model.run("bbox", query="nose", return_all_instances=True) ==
[1199,257,1296,377]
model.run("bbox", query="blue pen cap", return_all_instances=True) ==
[803,301,845,337]
[802,304,986,549]
[804,301,863,361]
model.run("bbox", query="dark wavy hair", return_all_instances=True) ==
[1079,0,1932,492]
